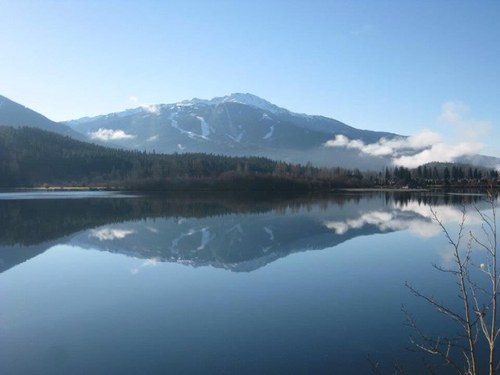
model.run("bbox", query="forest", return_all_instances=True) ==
[0,126,497,191]
[0,126,368,190]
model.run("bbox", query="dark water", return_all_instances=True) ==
[0,191,496,374]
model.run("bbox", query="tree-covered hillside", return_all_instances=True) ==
[0,126,366,190]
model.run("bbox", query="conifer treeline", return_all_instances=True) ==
[0,127,367,190]
[380,164,499,187]
[0,127,497,190]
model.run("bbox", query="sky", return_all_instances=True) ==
[1,0,499,159]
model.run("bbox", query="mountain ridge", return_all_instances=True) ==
[0,95,84,140]
[64,92,399,169]
[67,93,301,125]
[1,92,498,170]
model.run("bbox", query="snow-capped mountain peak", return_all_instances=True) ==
[62,92,401,169]
[173,93,287,115]
[210,93,288,115]
[175,98,211,107]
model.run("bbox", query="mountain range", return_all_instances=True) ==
[1,93,498,169]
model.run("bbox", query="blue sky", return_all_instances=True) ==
[1,0,499,157]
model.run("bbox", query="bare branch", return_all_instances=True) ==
[405,282,465,324]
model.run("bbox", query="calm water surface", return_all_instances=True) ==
[0,191,496,374]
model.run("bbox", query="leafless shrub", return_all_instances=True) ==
[406,190,498,374]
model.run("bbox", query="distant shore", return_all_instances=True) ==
[3,185,496,194]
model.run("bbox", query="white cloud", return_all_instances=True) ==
[90,228,136,241]
[324,210,439,238]
[89,128,136,141]
[141,104,161,114]
[324,101,491,168]
[392,142,483,168]
[325,211,393,234]
[325,130,442,157]
[128,95,161,115]
[323,202,479,239]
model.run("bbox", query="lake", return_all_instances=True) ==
[0,191,497,374]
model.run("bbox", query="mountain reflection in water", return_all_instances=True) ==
[1,191,498,375]
[0,191,488,274]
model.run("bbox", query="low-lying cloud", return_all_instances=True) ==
[325,101,489,168]
[90,128,136,141]
[325,130,442,157]
[392,142,482,168]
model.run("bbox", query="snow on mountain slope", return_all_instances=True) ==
[64,93,397,168]
[4,92,498,170]
[210,93,290,115]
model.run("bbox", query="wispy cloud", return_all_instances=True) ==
[128,95,139,104]
[89,128,136,141]
[439,100,491,141]
[128,95,161,114]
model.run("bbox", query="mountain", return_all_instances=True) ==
[457,154,500,170]
[0,193,365,273]
[3,93,498,170]
[0,192,461,274]
[0,95,84,140]
[1,192,485,274]
[66,93,398,169]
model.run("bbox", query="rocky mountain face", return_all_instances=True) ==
[66,93,397,168]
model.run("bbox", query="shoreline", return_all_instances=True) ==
[1,185,496,194]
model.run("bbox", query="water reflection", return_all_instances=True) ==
[0,191,491,274]
[324,200,483,238]
[1,191,498,375]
